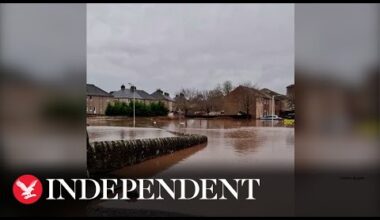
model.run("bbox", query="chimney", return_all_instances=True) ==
[121,84,125,90]
[164,92,169,97]
[130,85,136,92]
[156,89,163,94]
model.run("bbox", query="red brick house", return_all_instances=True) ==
[223,86,273,119]
[260,88,292,115]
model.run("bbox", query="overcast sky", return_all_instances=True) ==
[87,4,294,96]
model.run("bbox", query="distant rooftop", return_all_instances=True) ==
[150,89,175,102]
[136,89,156,100]
[111,85,144,99]
[111,85,174,101]
[260,88,288,100]
[88,84,175,101]
[87,84,112,97]
[260,88,287,99]
[233,85,272,99]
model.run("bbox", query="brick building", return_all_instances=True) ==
[286,84,295,110]
[223,86,273,119]
[260,88,292,115]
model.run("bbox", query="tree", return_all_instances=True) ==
[241,81,258,89]
[175,88,203,115]
[174,89,194,115]
[235,86,259,117]
[105,100,168,117]
[222,80,233,95]
[206,87,224,112]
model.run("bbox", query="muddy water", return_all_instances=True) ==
[87,126,176,143]
[87,117,294,176]
[87,117,295,216]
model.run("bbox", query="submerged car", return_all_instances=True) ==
[259,115,282,120]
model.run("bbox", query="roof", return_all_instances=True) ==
[233,85,271,99]
[260,88,288,100]
[136,90,155,100]
[86,84,112,97]
[111,88,144,99]
[110,86,174,101]
[150,90,175,102]
[111,87,158,100]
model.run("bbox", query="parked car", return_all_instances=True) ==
[282,112,295,119]
[259,115,282,120]
[280,111,295,119]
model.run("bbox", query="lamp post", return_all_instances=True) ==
[128,83,136,127]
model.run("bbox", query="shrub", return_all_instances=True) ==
[105,100,169,117]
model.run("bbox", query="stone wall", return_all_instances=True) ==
[87,133,207,174]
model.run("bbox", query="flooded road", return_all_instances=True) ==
[87,117,294,176]
[87,126,176,143]
[87,117,295,216]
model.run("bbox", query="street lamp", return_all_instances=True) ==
[128,83,136,127]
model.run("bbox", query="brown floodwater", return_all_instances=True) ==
[87,117,295,216]
[87,117,294,176]
[87,126,177,143]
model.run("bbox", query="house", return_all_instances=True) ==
[174,93,188,115]
[150,89,175,112]
[111,85,156,105]
[286,84,295,109]
[260,88,292,115]
[286,84,295,99]
[223,85,273,119]
[109,85,176,111]
[86,84,113,115]
[86,84,176,115]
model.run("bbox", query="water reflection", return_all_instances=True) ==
[87,126,176,143]
[87,118,294,216]
[87,118,294,175]
[87,117,287,129]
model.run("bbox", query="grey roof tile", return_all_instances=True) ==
[150,90,174,102]
[87,84,112,97]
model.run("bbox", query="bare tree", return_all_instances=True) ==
[233,85,259,117]
[175,82,228,116]
[207,87,224,112]
[239,91,254,116]
[222,80,233,95]
[175,88,205,115]
[174,88,194,115]
[241,81,259,89]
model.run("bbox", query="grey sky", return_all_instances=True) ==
[87,4,294,96]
